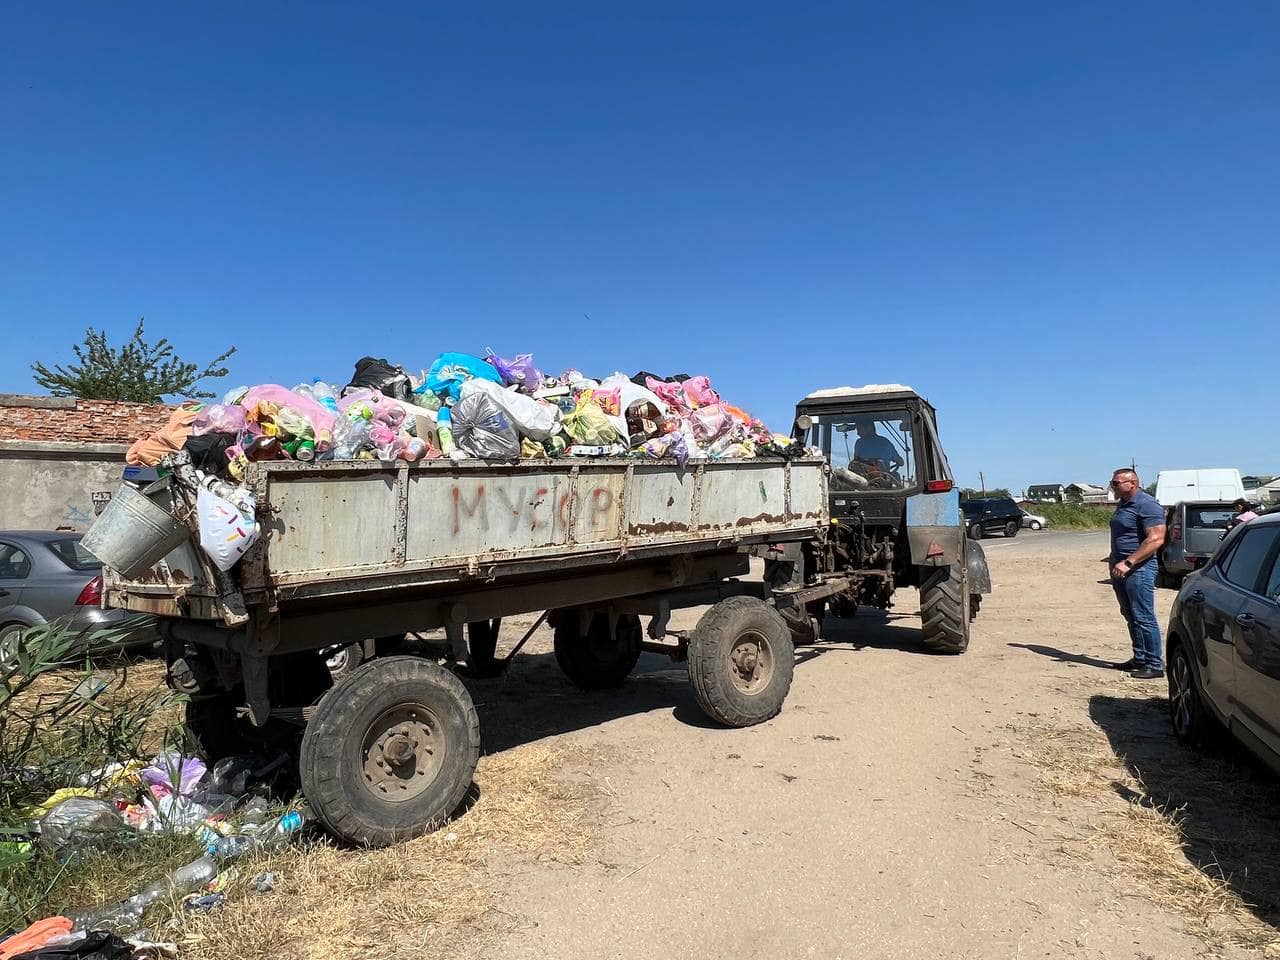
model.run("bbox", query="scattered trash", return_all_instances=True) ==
[0,916,73,960]
[249,871,277,893]
[37,799,126,850]
[3,930,132,959]
[181,892,225,913]
[139,752,207,798]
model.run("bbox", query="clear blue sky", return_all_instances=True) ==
[2,3,1276,493]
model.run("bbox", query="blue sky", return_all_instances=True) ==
[2,2,1276,493]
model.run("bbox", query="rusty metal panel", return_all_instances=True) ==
[404,465,628,563]
[624,464,698,538]
[266,473,399,574]
[788,461,828,519]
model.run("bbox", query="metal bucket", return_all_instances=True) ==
[82,480,191,579]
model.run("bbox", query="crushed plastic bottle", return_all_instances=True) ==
[66,855,218,931]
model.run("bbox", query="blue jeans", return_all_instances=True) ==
[1112,561,1163,670]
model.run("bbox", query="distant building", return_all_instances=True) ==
[1065,482,1115,504]
[1243,475,1276,493]
[1254,478,1280,505]
[1026,483,1065,503]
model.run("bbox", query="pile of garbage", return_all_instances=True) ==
[1,751,305,958]
[120,351,800,572]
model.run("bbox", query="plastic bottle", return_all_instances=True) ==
[310,380,340,413]
[68,855,218,931]
[436,407,456,456]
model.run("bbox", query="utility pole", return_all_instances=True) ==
[980,471,986,496]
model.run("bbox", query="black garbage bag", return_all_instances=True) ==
[10,931,132,960]
[631,370,690,387]
[182,433,235,477]
[347,356,413,403]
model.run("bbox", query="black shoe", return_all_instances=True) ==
[1111,658,1139,671]
[1128,666,1164,680]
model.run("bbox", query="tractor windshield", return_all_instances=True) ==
[805,410,917,491]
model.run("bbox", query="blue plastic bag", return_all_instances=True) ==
[416,353,503,403]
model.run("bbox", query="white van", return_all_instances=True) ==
[1153,468,1244,507]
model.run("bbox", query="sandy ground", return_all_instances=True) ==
[451,530,1280,960]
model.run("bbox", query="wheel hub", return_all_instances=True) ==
[361,705,444,802]
[728,631,773,695]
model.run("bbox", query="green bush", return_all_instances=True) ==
[1028,503,1114,530]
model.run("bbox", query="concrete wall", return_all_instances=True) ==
[0,440,129,532]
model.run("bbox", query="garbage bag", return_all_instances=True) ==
[195,485,260,572]
[689,404,733,443]
[141,752,207,796]
[6,930,133,960]
[631,370,690,387]
[460,379,560,441]
[562,393,621,446]
[346,356,413,403]
[241,386,335,446]
[182,434,235,477]
[38,799,126,849]
[485,352,544,392]
[600,373,670,418]
[680,375,720,409]
[645,377,692,416]
[191,404,246,438]
[417,353,503,403]
[451,392,521,460]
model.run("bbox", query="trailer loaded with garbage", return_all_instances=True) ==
[85,353,990,846]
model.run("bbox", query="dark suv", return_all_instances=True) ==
[961,497,1023,539]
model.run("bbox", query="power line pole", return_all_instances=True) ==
[980,471,986,497]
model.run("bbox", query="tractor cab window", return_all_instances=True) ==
[807,411,916,491]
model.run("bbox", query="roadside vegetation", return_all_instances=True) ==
[1,623,599,960]
[1030,503,1113,530]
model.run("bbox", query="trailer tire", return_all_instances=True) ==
[688,597,794,727]
[919,564,971,654]
[300,656,480,847]
[553,612,642,689]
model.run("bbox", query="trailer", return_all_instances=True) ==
[101,454,831,845]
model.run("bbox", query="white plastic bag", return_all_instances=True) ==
[196,485,259,571]
[460,378,561,441]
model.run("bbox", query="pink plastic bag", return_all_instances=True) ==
[192,404,247,437]
[241,385,336,445]
[689,404,733,442]
[645,378,691,415]
[681,376,720,409]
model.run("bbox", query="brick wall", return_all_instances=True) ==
[0,394,173,445]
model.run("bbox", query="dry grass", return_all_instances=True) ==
[176,743,602,960]
[1016,718,1280,954]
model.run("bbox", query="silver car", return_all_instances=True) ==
[1166,512,1280,770]
[0,530,158,659]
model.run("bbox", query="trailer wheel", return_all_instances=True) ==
[919,564,971,654]
[300,656,479,847]
[466,619,502,677]
[688,597,794,727]
[553,612,642,689]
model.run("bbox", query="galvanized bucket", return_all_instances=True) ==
[82,480,191,578]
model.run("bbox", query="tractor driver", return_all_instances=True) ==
[852,419,905,473]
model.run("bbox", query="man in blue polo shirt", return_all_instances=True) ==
[1108,468,1167,679]
[853,420,904,472]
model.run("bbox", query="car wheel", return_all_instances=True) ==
[1168,642,1212,744]
[0,623,26,670]
[1029,520,1042,531]
[323,642,366,682]
[969,523,984,540]
[1004,520,1019,538]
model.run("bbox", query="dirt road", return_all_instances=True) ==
[459,531,1278,960]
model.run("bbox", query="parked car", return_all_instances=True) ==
[1158,501,1237,587]
[1021,510,1050,531]
[961,497,1023,539]
[1166,512,1280,771]
[0,530,158,661]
